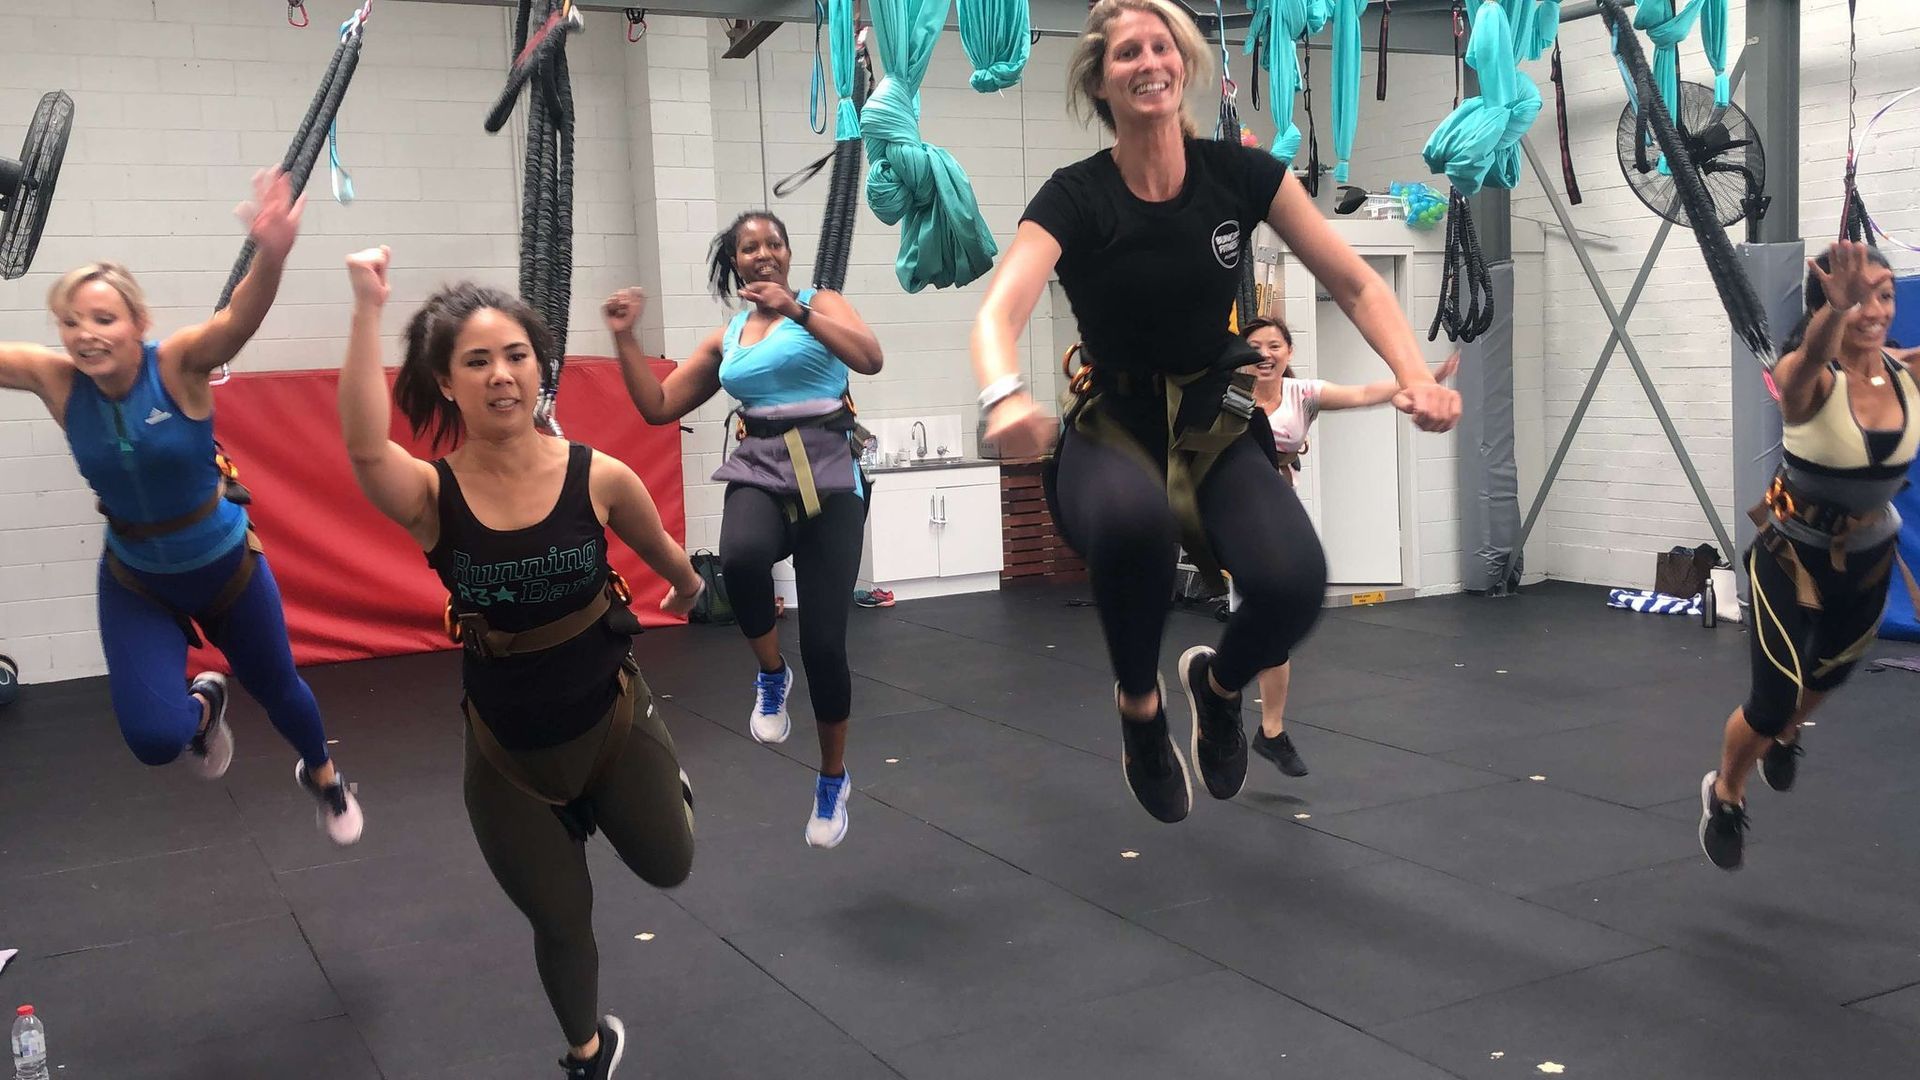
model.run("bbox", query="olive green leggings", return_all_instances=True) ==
[463,684,694,1046]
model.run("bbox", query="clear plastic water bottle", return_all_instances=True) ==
[11,1005,48,1080]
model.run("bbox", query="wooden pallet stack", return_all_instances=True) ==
[999,459,1086,584]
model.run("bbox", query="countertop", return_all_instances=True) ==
[864,457,1000,475]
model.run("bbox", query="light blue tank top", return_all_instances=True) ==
[64,342,249,573]
[717,289,850,407]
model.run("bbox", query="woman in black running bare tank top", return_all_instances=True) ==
[336,246,704,1080]
[429,443,634,750]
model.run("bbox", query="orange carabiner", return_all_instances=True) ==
[607,569,633,606]
[443,598,462,643]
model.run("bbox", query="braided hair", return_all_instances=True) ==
[707,210,792,303]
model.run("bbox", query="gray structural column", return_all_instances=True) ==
[1747,0,1800,243]
[1458,265,1520,593]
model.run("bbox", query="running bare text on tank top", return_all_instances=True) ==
[428,443,632,748]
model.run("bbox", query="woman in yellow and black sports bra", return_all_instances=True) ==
[1699,240,1920,871]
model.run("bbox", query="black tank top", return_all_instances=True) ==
[428,443,631,750]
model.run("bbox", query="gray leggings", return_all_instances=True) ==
[463,679,695,1046]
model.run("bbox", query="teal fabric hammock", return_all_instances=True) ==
[862,0,999,292]
[1421,0,1552,342]
[1245,0,1369,184]
[1245,0,1331,167]
[1609,1,1725,176]
[1425,0,1544,197]
[957,0,1029,93]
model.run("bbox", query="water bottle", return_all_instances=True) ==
[11,1006,48,1080]
[1702,578,1717,628]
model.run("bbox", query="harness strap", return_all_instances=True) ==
[104,530,262,649]
[1059,349,1256,594]
[463,656,640,809]
[453,587,613,659]
[102,482,227,541]
[784,427,823,518]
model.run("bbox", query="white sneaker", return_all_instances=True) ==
[805,771,850,849]
[187,672,233,779]
[749,663,793,744]
[295,760,365,846]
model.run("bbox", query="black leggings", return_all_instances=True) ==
[464,677,694,1047]
[1743,532,1897,736]
[1054,421,1327,696]
[718,485,868,724]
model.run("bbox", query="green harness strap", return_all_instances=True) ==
[1060,365,1257,595]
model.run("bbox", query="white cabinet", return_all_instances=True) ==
[860,464,1003,599]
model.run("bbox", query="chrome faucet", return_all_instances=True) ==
[911,421,928,459]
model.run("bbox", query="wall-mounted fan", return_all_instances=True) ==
[1617,80,1767,240]
[0,91,75,281]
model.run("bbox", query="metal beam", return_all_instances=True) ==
[1514,50,1751,566]
[1560,0,1636,20]
[1746,0,1799,242]
[396,0,1467,50]
[1517,132,1738,562]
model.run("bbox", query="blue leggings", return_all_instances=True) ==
[96,543,330,769]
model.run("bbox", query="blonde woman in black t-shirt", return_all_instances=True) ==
[970,0,1459,825]
[337,246,704,1080]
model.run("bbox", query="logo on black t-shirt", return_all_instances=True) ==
[1211,220,1241,269]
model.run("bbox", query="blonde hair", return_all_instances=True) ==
[1067,0,1213,138]
[48,261,150,327]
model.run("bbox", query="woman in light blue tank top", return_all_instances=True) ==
[610,210,883,849]
[0,170,362,846]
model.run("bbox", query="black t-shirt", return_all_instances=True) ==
[428,443,632,750]
[1022,139,1289,376]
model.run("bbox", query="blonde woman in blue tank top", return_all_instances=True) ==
[1699,240,1920,871]
[609,211,883,849]
[0,170,362,846]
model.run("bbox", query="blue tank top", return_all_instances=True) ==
[64,342,249,573]
[717,289,850,407]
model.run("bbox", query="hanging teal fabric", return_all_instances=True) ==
[1632,0,1711,120]
[1327,0,1366,184]
[957,0,1030,93]
[1499,0,1559,61]
[1245,0,1333,166]
[1422,0,1540,196]
[1698,0,1729,106]
[828,0,859,138]
[863,0,998,292]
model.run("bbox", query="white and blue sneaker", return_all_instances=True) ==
[750,662,793,744]
[806,771,850,848]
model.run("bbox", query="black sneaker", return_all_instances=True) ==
[1117,683,1191,824]
[1760,738,1803,793]
[1179,646,1248,800]
[1254,729,1309,777]
[560,1015,626,1079]
[1698,771,1748,871]
[186,672,233,779]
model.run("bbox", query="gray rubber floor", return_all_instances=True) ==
[4,580,1920,1078]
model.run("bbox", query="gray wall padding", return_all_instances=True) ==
[1732,242,1804,602]
[1457,262,1521,595]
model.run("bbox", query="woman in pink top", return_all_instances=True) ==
[1239,317,1456,777]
